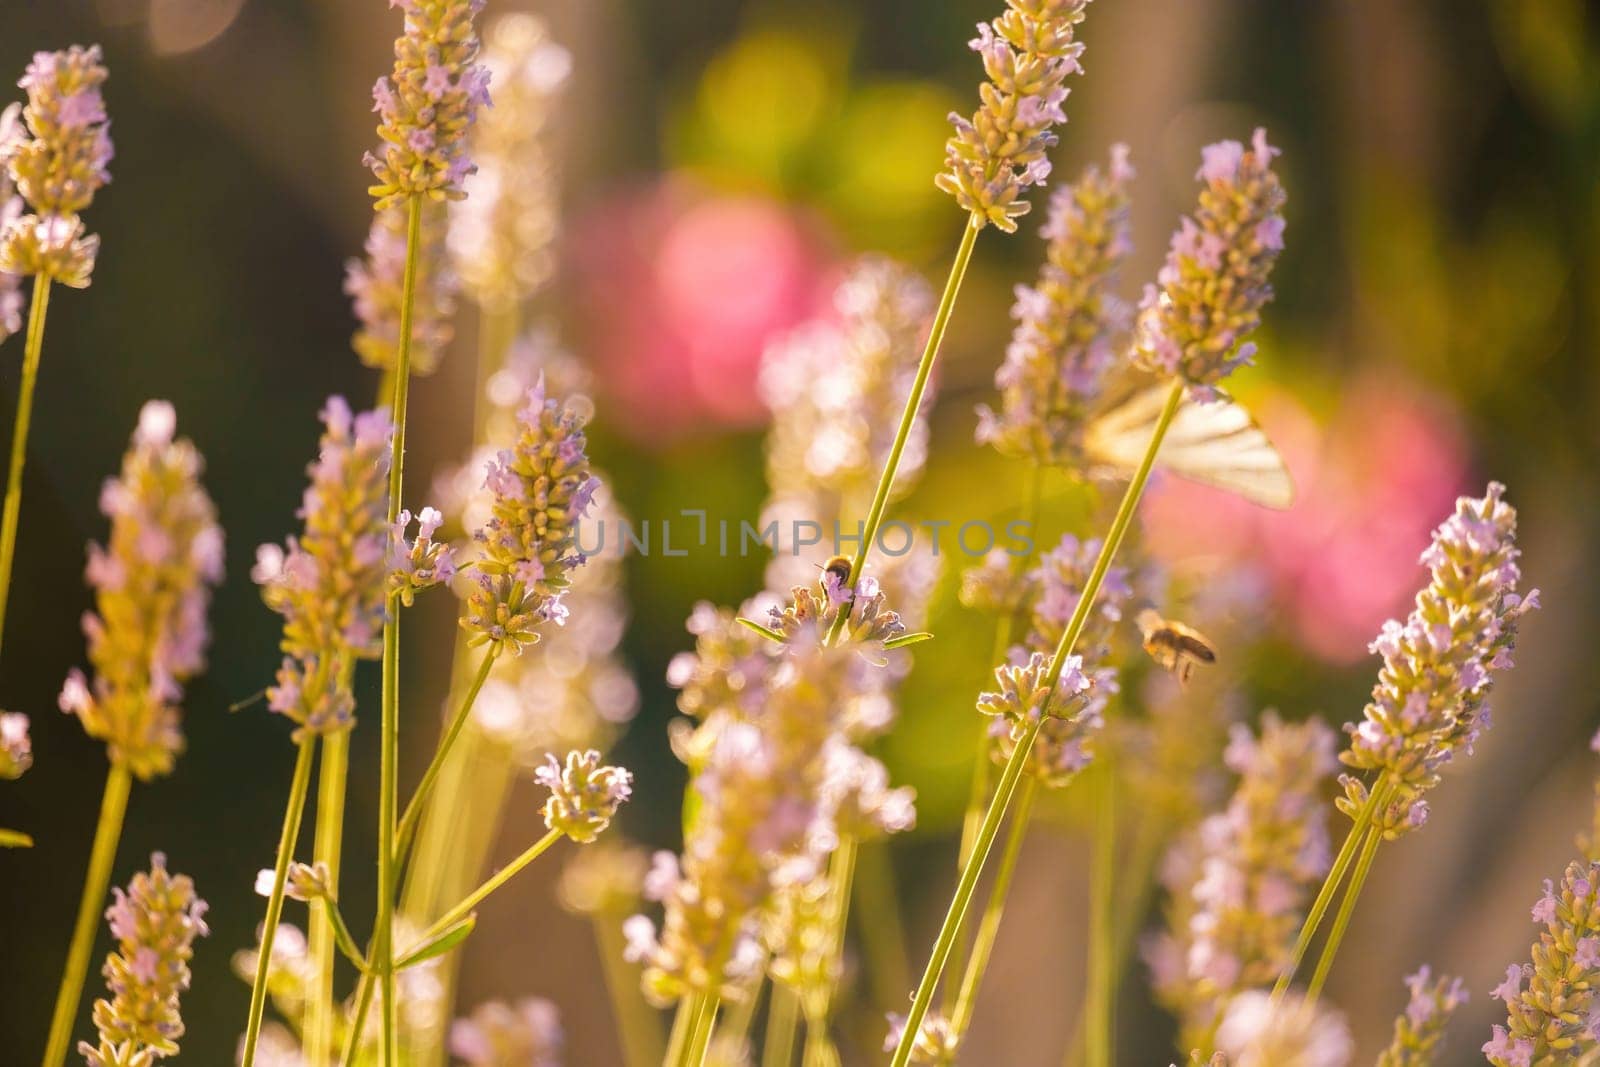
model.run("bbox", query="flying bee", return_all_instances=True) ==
[1136,608,1217,686]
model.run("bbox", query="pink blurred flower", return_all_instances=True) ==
[1145,374,1470,663]
[571,178,832,438]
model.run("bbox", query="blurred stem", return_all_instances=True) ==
[0,276,53,658]
[762,986,800,1067]
[307,725,352,1067]
[666,995,698,1067]
[241,738,317,1067]
[391,647,499,871]
[892,378,1185,1067]
[1084,765,1117,1067]
[1272,775,1391,999]
[1306,823,1382,1000]
[40,760,129,1067]
[949,777,1037,1039]
[831,214,981,622]
[680,993,720,1067]
[800,835,857,1067]
[339,970,377,1067]
[473,301,520,437]
[0,827,31,848]
[376,192,422,1067]
[854,841,911,1011]
[418,828,563,942]
[597,916,666,1067]
[1063,813,1164,1067]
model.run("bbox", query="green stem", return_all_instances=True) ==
[1271,776,1390,999]
[40,760,129,1067]
[892,378,1185,1067]
[597,917,666,1067]
[376,192,423,1067]
[415,828,563,944]
[680,994,720,1067]
[949,777,1037,1038]
[0,276,53,657]
[241,738,317,1067]
[761,986,800,1067]
[339,970,377,1067]
[833,215,981,614]
[665,994,700,1067]
[1306,823,1382,1000]
[308,723,352,1067]
[1084,766,1117,1067]
[392,647,498,871]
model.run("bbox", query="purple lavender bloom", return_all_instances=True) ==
[61,403,223,780]
[366,0,490,209]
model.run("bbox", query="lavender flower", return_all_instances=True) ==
[995,532,1132,785]
[448,998,563,1067]
[1131,129,1286,394]
[977,145,1134,465]
[1339,483,1538,836]
[79,854,208,1065]
[537,749,632,844]
[450,14,569,309]
[365,0,490,210]
[462,378,599,654]
[59,402,223,780]
[0,45,112,287]
[976,650,1094,788]
[0,711,31,779]
[819,742,916,841]
[1485,860,1600,1065]
[883,1010,961,1065]
[344,201,459,376]
[937,0,1091,231]
[1377,965,1466,1066]
[759,257,934,514]
[254,397,390,739]
[1148,715,1337,1047]
[1212,990,1351,1067]
[0,104,24,340]
[632,635,864,1003]
[387,505,456,606]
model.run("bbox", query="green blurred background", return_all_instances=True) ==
[1,1,1597,1064]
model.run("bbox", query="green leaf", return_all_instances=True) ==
[395,915,476,970]
[0,828,34,849]
[883,631,934,650]
[735,616,788,643]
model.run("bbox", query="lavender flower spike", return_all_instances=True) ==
[255,397,390,740]
[462,378,599,655]
[344,201,459,376]
[365,0,490,211]
[1131,129,1286,395]
[537,749,633,843]
[0,45,113,287]
[1339,482,1538,837]
[1378,965,1467,1066]
[78,853,209,1066]
[0,711,31,779]
[977,145,1134,466]
[937,0,1092,232]
[450,997,564,1067]
[60,402,224,780]
[0,104,26,340]
[1485,860,1600,1065]
[450,14,570,310]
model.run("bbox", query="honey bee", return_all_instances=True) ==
[1136,608,1217,686]
[820,555,854,589]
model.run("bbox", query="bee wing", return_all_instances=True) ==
[1085,381,1295,510]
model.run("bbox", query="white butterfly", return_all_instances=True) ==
[1083,374,1295,510]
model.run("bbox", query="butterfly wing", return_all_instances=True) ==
[1084,381,1295,510]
